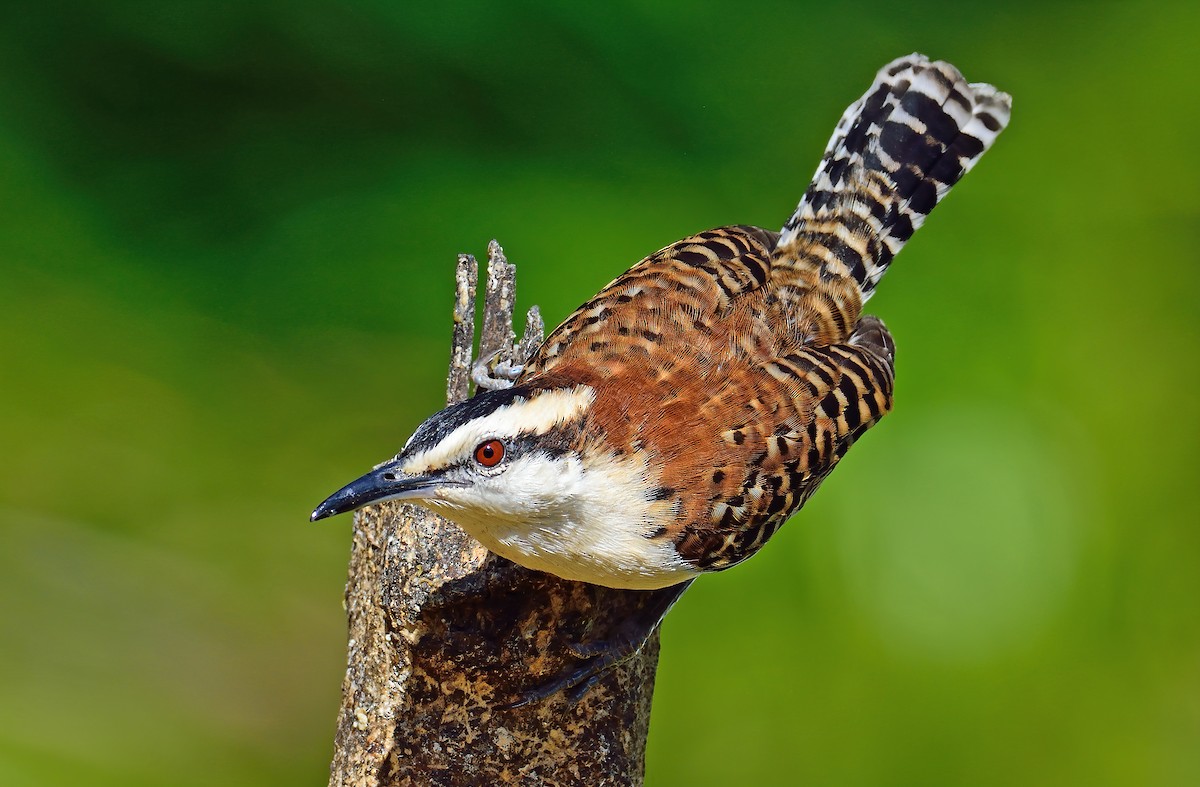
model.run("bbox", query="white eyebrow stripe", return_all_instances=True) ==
[400,385,595,474]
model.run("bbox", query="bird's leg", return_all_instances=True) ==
[499,579,695,709]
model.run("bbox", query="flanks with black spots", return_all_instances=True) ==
[313,54,1011,703]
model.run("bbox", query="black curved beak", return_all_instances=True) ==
[310,460,443,522]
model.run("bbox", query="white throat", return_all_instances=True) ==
[429,450,697,590]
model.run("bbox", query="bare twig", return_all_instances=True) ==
[477,240,517,378]
[446,254,478,405]
[516,305,545,365]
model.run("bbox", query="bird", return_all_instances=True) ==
[312,53,1011,704]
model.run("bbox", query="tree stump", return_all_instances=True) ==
[327,242,661,787]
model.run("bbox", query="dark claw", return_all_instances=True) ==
[494,656,604,710]
[495,645,626,710]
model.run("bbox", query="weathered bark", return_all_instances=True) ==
[328,242,660,787]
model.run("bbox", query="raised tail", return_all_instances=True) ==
[773,54,1010,339]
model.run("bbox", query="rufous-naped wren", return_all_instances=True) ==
[314,54,1010,698]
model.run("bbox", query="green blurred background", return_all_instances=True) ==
[2,1,1197,784]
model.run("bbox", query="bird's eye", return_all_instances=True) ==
[474,439,505,468]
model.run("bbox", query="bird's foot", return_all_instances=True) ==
[471,350,524,391]
[495,579,694,709]
[497,622,649,709]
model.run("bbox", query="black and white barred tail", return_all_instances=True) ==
[775,54,1011,304]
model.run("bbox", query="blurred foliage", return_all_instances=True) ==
[1,1,1198,785]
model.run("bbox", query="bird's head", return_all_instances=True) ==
[310,382,597,528]
[311,377,697,589]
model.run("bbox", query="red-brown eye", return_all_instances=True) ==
[474,439,505,467]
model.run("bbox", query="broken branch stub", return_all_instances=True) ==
[446,254,477,406]
[476,240,518,385]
